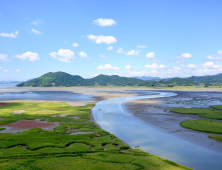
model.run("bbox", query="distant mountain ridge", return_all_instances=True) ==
[16,71,222,87]
[17,72,144,87]
[132,76,161,81]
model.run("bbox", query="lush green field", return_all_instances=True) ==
[170,108,222,119]
[0,101,191,170]
[180,120,222,134]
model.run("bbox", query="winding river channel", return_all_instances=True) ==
[92,92,222,170]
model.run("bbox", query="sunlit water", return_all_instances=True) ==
[92,92,222,170]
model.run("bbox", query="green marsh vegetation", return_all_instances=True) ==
[170,107,222,119]
[0,101,190,170]
[171,105,222,143]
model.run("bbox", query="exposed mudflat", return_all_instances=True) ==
[0,119,60,134]
[124,90,222,152]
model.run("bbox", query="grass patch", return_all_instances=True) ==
[208,135,222,142]
[0,127,6,131]
[0,101,191,170]
[180,120,222,134]
[170,108,222,119]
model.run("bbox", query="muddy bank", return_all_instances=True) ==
[123,90,222,152]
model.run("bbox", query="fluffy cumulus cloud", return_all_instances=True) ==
[93,18,117,26]
[87,35,117,44]
[15,51,39,61]
[145,63,166,69]
[106,46,113,50]
[125,65,131,69]
[96,64,119,70]
[181,53,193,58]
[218,50,222,55]
[126,50,140,56]
[137,45,147,48]
[79,51,89,59]
[31,29,43,35]
[202,62,219,69]
[3,70,8,73]
[72,43,78,47]
[207,55,222,61]
[146,52,155,59]
[0,53,9,61]
[16,69,20,72]
[187,64,198,70]
[116,48,140,55]
[49,49,75,63]
[31,19,41,25]
[0,31,18,38]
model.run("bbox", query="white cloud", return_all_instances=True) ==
[207,55,222,61]
[31,19,41,25]
[159,65,167,69]
[93,18,117,26]
[0,67,2,69]
[90,74,99,77]
[99,54,106,58]
[16,69,20,72]
[15,51,39,61]
[182,53,193,58]
[146,52,155,59]
[117,48,125,54]
[202,62,219,69]
[218,50,222,55]
[106,46,113,50]
[79,51,89,59]
[72,43,78,47]
[126,50,140,56]
[96,64,119,70]
[125,65,131,69]
[3,70,8,73]
[87,35,117,44]
[173,66,182,70]
[31,29,43,35]
[137,45,147,48]
[0,53,9,61]
[49,49,75,63]
[187,64,198,70]
[145,63,166,69]
[116,48,140,55]
[0,31,18,38]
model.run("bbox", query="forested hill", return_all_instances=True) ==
[17,71,222,87]
[187,73,222,85]
[16,72,144,87]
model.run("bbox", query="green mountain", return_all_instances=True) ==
[17,71,222,87]
[17,72,144,87]
[187,74,222,85]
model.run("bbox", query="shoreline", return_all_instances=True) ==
[2,87,222,153]
[123,90,222,153]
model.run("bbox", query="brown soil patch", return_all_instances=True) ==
[1,120,56,129]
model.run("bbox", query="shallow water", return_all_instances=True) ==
[92,92,222,170]
[0,91,94,102]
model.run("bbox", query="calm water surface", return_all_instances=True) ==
[92,92,222,170]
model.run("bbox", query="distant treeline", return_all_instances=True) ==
[16,71,222,87]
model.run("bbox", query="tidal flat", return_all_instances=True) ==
[2,87,222,169]
[0,101,190,170]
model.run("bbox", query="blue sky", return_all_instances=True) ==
[0,0,222,81]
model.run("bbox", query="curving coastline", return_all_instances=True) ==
[92,91,222,170]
